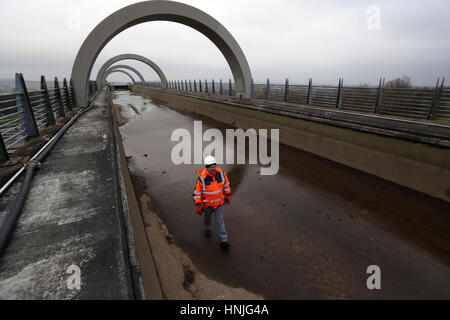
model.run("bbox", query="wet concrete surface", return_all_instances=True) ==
[114,91,450,299]
[0,91,134,299]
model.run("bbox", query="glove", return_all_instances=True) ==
[196,205,203,216]
[225,195,231,205]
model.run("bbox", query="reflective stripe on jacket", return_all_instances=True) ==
[193,167,231,208]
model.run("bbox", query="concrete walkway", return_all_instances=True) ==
[0,91,137,299]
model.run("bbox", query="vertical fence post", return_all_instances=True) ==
[212,79,215,94]
[15,73,39,138]
[336,78,343,109]
[374,77,385,113]
[229,79,232,96]
[220,79,223,95]
[284,78,289,102]
[194,80,197,92]
[266,79,270,100]
[54,77,66,117]
[40,76,56,125]
[251,79,255,99]
[199,80,202,92]
[428,78,444,120]
[185,80,188,91]
[205,80,208,93]
[0,133,9,162]
[189,80,192,91]
[63,78,73,111]
[307,78,313,105]
[70,79,77,108]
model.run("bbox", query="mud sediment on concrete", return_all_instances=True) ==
[137,191,263,300]
[112,93,262,300]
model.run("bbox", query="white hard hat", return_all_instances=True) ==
[204,156,217,166]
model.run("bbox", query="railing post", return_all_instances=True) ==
[63,78,73,111]
[70,79,77,108]
[54,77,66,117]
[251,79,255,99]
[336,78,343,109]
[428,78,444,120]
[40,76,56,125]
[205,80,208,93]
[199,80,202,92]
[0,133,9,163]
[284,78,289,102]
[15,73,39,138]
[189,80,192,91]
[185,80,188,91]
[374,77,385,113]
[266,79,270,100]
[212,79,215,94]
[194,80,197,92]
[307,78,313,105]
[220,79,223,95]
[229,79,232,96]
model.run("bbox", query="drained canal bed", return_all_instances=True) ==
[113,90,450,299]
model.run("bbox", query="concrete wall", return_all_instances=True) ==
[132,87,450,203]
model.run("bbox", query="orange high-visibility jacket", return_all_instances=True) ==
[193,167,231,208]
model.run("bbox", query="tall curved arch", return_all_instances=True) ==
[102,65,146,87]
[96,54,167,90]
[104,70,136,84]
[71,0,253,108]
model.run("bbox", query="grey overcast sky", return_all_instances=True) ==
[0,0,449,86]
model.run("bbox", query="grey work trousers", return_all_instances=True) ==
[203,205,228,242]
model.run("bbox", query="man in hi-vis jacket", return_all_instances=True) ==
[193,156,232,248]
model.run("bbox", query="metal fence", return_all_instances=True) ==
[162,78,450,121]
[0,73,76,162]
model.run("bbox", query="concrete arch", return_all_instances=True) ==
[104,70,136,84]
[96,54,167,91]
[102,65,146,87]
[71,0,253,108]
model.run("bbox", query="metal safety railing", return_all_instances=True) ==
[158,77,450,122]
[0,73,76,163]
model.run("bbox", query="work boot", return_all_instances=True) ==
[220,241,231,249]
[204,230,211,237]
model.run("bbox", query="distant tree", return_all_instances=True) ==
[384,76,412,88]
